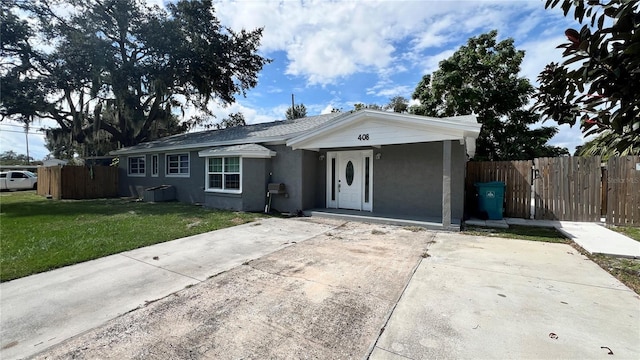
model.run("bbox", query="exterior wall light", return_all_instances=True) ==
[375,153,382,160]
[319,154,325,161]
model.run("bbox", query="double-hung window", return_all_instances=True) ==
[128,156,145,176]
[166,153,189,176]
[207,157,241,192]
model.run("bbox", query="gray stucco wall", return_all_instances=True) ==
[204,157,269,212]
[242,157,270,212]
[118,150,205,204]
[312,142,466,220]
[301,150,318,210]
[267,144,306,214]
[373,142,465,219]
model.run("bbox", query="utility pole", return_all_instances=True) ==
[24,120,30,165]
[291,93,295,110]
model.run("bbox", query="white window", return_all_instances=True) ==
[166,153,189,177]
[128,156,145,176]
[206,157,241,193]
[151,155,159,176]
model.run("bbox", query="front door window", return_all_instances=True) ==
[345,161,354,185]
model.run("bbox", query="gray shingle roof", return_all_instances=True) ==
[112,112,346,155]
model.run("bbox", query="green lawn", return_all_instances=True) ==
[463,225,569,243]
[0,191,264,282]
[611,226,640,242]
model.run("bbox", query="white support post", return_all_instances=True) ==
[442,140,452,228]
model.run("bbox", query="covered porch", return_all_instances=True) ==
[287,110,481,229]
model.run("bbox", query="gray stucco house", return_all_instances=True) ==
[112,109,481,228]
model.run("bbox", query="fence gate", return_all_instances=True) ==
[533,157,602,221]
[606,156,640,226]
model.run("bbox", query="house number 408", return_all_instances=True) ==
[357,134,370,141]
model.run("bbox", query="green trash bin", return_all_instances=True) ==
[474,181,506,220]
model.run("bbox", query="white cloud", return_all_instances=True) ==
[320,104,334,115]
[519,36,568,86]
[420,49,456,75]
[213,0,552,85]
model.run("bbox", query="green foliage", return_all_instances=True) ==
[0,151,33,165]
[286,103,307,120]
[575,131,640,160]
[535,0,640,155]
[214,112,246,130]
[353,103,383,111]
[0,0,270,156]
[386,96,409,113]
[0,192,263,281]
[411,30,567,160]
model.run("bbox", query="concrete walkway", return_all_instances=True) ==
[371,232,640,360]
[465,218,640,258]
[0,217,338,360]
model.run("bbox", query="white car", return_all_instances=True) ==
[0,171,38,191]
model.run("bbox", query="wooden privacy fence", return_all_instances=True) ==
[466,156,640,226]
[534,157,602,222]
[606,156,640,226]
[465,160,532,218]
[37,166,118,200]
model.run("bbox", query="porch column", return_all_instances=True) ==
[442,140,451,227]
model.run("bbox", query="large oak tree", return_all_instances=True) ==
[1,0,270,157]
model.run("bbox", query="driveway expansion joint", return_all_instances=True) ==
[372,346,415,359]
[118,253,205,282]
[365,257,425,359]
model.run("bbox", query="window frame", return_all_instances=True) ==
[165,152,190,177]
[205,156,242,194]
[151,154,159,177]
[127,156,146,177]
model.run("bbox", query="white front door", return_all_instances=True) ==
[327,150,373,211]
[337,151,362,210]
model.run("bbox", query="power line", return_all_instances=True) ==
[0,129,45,135]
[0,124,49,131]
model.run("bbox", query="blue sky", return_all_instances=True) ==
[0,0,585,160]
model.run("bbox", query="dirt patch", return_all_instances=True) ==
[32,222,436,359]
[229,217,247,225]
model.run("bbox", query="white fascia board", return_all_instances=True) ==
[111,135,289,156]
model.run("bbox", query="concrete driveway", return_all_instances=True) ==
[3,219,639,359]
[25,220,436,359]
[371,233,640,359]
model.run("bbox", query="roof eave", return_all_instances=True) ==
[110,135,291,156]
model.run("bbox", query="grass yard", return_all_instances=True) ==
[0,191,264,282]
[610,226,640,242]
[463,224,640,294]
[463,225,569,243]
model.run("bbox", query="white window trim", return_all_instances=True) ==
[127,156,146,177]
[204,156,242,194]
[151,155,159,177]
[165,152,190,178]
